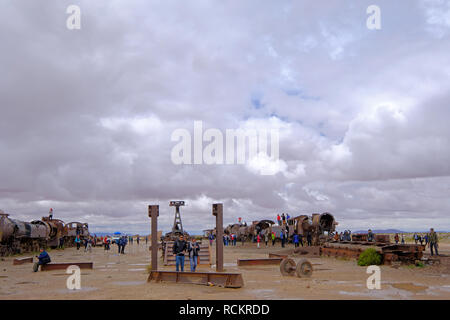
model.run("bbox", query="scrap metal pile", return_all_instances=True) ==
[0,209,90,256]
[224,212,338,246]
[224,212,425,265]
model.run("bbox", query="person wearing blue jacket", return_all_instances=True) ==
[33,248,51,272]
[121,236,128,254]
[293,233,299,248]
[117,237,123,254]
[74,235,81,250]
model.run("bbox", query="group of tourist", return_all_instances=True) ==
[223,234,237,246]
[276,213,291,226]
[172,234,201,272]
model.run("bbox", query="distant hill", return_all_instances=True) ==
[353,229,449,234]
[353,229,406,234]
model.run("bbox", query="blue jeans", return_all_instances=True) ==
[430,242,439,256]
[189,256,198,272]
[176,255,185,272]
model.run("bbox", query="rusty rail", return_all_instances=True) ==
[40,262,93,271]
[147,270,244,288]
[237,258,283,266]
[13,257,33,265]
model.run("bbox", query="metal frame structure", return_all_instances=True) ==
[147,202,243,287]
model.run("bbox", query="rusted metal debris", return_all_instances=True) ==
[268,253,289,259]
[1,210,90,256]
[237,258,283,266]
[13,257,33,265]
[147,270,244,288]
[40,262,93,271]
[280,258,313,278]
[322,242,426,265]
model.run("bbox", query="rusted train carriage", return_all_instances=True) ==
[0,210,90,256]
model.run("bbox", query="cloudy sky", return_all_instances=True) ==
[1,0,449,234]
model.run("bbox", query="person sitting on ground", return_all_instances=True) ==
[33,248,51,272]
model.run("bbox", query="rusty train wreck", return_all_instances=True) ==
[224,212,337,245]
[0,209,90,256]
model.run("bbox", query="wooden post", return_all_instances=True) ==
[148,205,159,271]
[213,203,223,272]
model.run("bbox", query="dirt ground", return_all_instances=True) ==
[0,241,449,300]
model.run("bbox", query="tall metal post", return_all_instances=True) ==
[213,203,223,272]
[148,205,159,271]
[170,201,185,234]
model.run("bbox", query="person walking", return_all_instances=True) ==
[419,234,423,245]
[293,233,299,248]
[85,237,92,253]
[257,234,261,248]
[103,236,108,250]
[75,235,81,250]
[368,229,374,242]
[121,236,127,254]
[414,233,418,244]
[307,232,312,246]
[188,238,200,272]
[173,235,188,272]
[424,233,429,246]
[264,232,269,247]
[83,238,89,251]
[117,237,123,254]
[271,232,275,246]
[209,234,214,246]
[280,231,285,248]
[394,233,399,244]
[58,237,64,249]
[299,233,304,247]
[401,234,405,244]
[429,228,439,256]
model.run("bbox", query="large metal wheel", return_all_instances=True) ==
[280,258,296,276]
[295,258,313,278]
